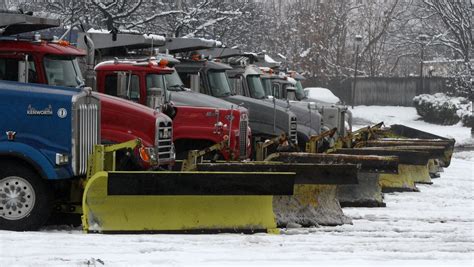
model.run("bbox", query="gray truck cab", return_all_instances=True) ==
[174,60,298,145]
[227,64,321,148]
[266,71,352,138]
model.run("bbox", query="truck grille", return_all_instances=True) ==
[156,120,174,163]
[72,92,100,176]
[239,119,248,159]
[289,116,298,144]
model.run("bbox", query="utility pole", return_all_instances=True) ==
[351,35,362,109]
[418,34,428,95]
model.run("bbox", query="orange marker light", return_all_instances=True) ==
[158,59,169,67]
[58,40,70,46]
[139,146,151,162]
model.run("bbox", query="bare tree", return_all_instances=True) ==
[422,0,472,72]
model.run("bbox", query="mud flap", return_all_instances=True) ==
[82,171,294,234]
[197,162,358,227]
[271,153,398,208]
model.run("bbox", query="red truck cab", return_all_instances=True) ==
[94,59,251,160]
[0,39,175,167]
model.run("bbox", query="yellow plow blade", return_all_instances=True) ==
[82,171,295,234]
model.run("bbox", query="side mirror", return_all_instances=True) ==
[307,102,317,110]
[116,71,128,98]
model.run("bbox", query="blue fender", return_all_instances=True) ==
[0,142,67,180]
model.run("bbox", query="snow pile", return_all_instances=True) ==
[350,105,473,146]
[413,93,472,126]
[304,87,341,104]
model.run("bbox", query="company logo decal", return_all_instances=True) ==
[6,131,16,141]
[57,108,68,118]
[27,105,53,116]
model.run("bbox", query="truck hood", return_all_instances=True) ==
[169,90,243,110]
[264,98,321,136]
[221,95,296,137]
[92,92,171,146]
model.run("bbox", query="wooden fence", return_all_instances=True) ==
[302,77,453,106]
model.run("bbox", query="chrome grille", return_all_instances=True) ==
[156,119,174,163]
[289,116,298,144]
[239,118,248,159]
[72,92,100,176]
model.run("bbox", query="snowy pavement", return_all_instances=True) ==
[0,106,473,266]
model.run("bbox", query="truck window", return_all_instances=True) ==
[295,81,305,100]
[146,74,166,95]
[207,71,232,97]
[0,57,38,83]
[272,83,281,99]
[246,75,266,99]
[178,72,190,88]
[229,77,243,96]
[164,71,184,91]
[262,78,273,97]
[43,55,83,87]
[105,73,140,101]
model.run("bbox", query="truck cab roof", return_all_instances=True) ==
[94,59,174,74]
[176,60,233,72]
[0,39,86,57]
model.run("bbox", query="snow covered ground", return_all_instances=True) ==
[0,106,473,266]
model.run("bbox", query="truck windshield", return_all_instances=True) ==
[246,75,266,99]
[295,81,306,100]
[164,71,185,91]
[261,78,273,96]
[146,74,166,93]
[43,55,83,87]
[207,71,232,97]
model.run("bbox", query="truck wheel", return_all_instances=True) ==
[0,162,52,231]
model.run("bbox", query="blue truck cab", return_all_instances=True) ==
[0,80,100,231]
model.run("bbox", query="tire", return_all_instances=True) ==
[0,161,52,231]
